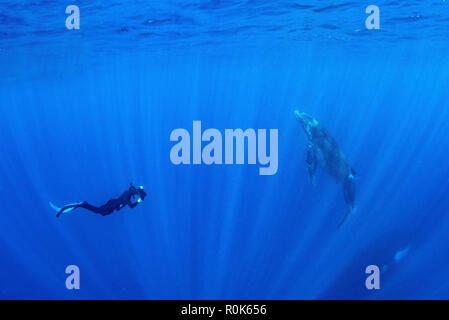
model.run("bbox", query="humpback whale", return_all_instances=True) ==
[294,110,355,227]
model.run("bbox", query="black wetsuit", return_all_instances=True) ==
[56,185,146,217]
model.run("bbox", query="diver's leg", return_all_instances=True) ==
[87,199,117,216]
[77,201,105,214]
[55,199,118,217]
[56,200,118,217]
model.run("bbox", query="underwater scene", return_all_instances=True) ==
[1,1,449,299]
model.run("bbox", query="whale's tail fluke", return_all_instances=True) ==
[50,201,84,218]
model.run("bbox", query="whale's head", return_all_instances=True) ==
[294,110,318,139]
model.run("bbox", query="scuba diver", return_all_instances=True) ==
[51,184,147,218]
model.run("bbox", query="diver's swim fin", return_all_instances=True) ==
[50,202,83,218]
[49,202,61,212]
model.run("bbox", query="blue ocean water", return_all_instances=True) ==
[1,1,449,299]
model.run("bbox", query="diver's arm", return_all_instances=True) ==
[127,188,142,209]
[128,201,138,208]
[127,193,139,208]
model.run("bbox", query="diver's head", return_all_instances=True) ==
[137,185,147,201]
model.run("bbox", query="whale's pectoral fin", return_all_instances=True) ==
[338,172,357,228]
[306,144,318,186]
[343,173,355,209]
[337,207,352,229]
